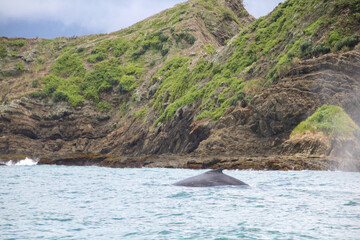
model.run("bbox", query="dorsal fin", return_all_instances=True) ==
[206,168,223,174]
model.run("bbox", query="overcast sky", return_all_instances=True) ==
[0,0,284,39]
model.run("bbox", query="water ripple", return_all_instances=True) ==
[1,167,359,239]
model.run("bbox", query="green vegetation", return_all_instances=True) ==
[40,56,142,107]
[134,106,149,121]
[51,53,85,78]
[164,0,359,123]
[202,44,216,55]
[334,35,359,51]
[132,31,170,60]
[15,61,25,71]
[183,0,360,123]
[225,0,359,85]
[11,51,18,57]
[29,91,48,99]
[31,80,39,88]
[291,105,360,137]
[151,56,246,124]
[172,31,196,45]
[152,57,220,124]
[3,0,360,129]
[0,45,7,58]
[9,0,251,115]
[221,7,241,25]
[86,39,112,63]
[152,56,191,112]
[8,39,27,47]
[42,74,85,106]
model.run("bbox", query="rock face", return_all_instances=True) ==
[2,50,360,171]
[193,50,360,170]
[0,98,112,157]
[0,98,210,158]
[249,51,360,138]
[281,133,360,172]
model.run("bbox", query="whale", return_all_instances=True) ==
[173,169,248,187]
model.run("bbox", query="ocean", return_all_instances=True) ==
[1,160,359,239]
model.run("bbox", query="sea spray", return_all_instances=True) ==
[5,157,38,166]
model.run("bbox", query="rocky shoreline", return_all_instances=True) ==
[1,153,356,172]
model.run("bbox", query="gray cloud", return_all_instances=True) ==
[0,0,284,38]
[0,0,185,34]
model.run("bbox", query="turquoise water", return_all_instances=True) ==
[1,165,359,240]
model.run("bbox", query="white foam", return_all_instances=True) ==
[5,157,38,166]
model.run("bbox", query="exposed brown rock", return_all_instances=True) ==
[1,50,360,171]
[34,153,341,171]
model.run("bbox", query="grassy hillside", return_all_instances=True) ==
[150,0,360,125]
[0,0,252,115]
[0,0,359,127]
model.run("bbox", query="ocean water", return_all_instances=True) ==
[1,162,359,240]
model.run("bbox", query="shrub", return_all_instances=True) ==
[113,38,129,57]
[118,75,137,94]
[291,105,360,137]
[132,48,147,60]
[31,80,39,88]
[157,32,169,42]
[15,61,25,71]
[174,32,196,45]
[11,51,18,57]
[236,91,245,100]
[312,44,330,57]
[300,41,313,57]
[161,49,169,57]
[86,53,106,63]
[96,101,111,111]
[8,39,27,47]
[96,54,105,62]
[85,60,123,91]
[0,45,7,58]
[334,35,359,51]
[271,8,283,22]
[42,75,85,106]
[229,97,237,106]
[326,30,341,47]
[184,33,196,45]
[287,51,296,59]
[29,91,48,99]
[202,44,216,55]
[67,94,85,107]
[43,74,62,95]
[51,53,85,77]
[82,59,141,104]
[53,91,68,103]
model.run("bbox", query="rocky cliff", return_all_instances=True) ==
[1,0,360,171]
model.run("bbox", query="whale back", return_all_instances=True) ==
[173,169,248,187]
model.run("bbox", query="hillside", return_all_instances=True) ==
[1,0,360,171]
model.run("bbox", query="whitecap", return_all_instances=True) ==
[5,157,38,166]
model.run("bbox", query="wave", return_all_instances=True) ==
[5,157,38,166]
